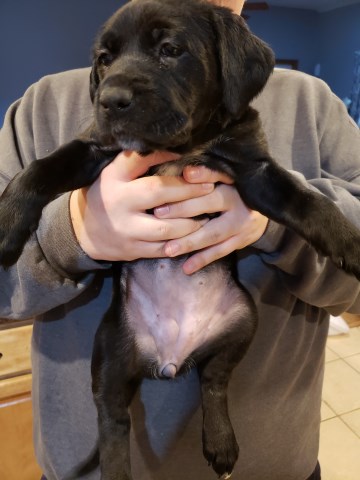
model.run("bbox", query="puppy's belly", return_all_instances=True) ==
[123,258,249,376]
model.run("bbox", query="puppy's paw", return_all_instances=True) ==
[327,230,360,281]
[0,224,29,268]
[203,424,239,478]
[307,209,360,281]
[0,196,39,268]
[339,251,360,281]
[0,241,24,268]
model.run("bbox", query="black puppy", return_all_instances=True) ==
[1,1,360,479]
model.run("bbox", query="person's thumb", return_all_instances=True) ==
[109,150,181,181]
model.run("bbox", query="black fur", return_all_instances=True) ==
[0,1,359,479]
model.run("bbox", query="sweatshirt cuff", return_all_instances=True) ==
[37,193,111,276]
[251,219,286,253]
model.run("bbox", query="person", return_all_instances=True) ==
[0,0,359,479]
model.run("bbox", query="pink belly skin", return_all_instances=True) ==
[123,257,249,377]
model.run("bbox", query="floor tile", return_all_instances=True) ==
[326,327,360,358]
[321,401,336,421]
[344,353,360,374]
[325,347,339,363]
[319,417,360,480]
[322,359,360,415]
[341,409,360,438]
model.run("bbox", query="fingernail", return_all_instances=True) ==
[202,183,214,191]
[187,166,202,180]
[198,218,209,227]
[165,243,180,257]
[183,259,196,275]
[154,205,169,217]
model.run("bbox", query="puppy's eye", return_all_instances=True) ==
[98,52,114,67]
[160,43,183,58]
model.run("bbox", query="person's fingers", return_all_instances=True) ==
[128,214,209,242]
[106,150,181,182]
[164,214,237,257]
[154,184,234,219]
[124,240,167,260]
[129,175,215,211]
[163,208,268,264]
[182,236,241,275]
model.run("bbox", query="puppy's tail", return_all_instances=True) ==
[63,445,100,479]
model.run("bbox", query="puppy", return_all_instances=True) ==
[0,1,359,479]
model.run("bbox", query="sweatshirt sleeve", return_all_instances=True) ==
[0,70,111,320]
[252,81,360,316]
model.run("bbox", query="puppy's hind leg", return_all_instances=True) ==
[91,268,140,480]
[198,311,256,479]
[94,371,139,480]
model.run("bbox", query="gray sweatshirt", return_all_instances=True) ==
[0,68,359,480]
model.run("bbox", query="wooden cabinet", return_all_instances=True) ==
[0,321,42,480]
[343,312,360,328]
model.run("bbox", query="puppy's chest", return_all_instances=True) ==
[121,258,248,373]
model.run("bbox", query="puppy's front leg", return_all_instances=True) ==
[203,113,360,279]
[0,139,115,267]
[235,157,360,279]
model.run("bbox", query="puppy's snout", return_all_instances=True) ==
[99,86,133,112]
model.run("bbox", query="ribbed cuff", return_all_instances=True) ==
[251,219,286,254]
[37,193,111,277]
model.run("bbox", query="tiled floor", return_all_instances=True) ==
[320,326,360,479]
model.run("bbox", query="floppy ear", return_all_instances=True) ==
[89,65,100,103]
[212,7,275,117]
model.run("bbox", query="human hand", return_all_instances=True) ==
[154,165,269,274]
[70,151,214,262]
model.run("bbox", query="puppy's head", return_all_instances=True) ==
[90,0,274,152]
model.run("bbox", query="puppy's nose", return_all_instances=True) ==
[99,86,133,111]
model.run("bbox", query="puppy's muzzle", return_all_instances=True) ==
[99,85,133,113]
[98,72,139,116]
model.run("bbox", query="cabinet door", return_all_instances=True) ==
[0,321,42,480]
[0,394,42,480]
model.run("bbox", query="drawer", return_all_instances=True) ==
[0,325,32,379]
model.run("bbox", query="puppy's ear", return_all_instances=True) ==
[89,65,100,103]
[212,8,275,117]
